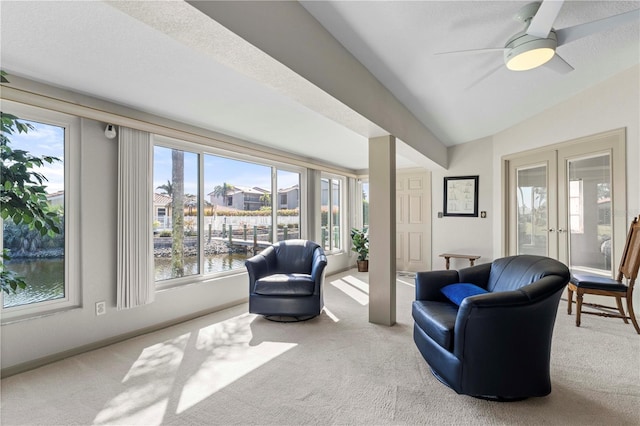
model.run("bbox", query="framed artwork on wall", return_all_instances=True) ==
[443,175,479,217]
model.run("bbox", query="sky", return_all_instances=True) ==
[5,120,65,194]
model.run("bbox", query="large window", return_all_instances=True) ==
[321,175,344,252]
[1,103,79,319]
[153,137,303,283]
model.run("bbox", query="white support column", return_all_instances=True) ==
[368,135,396,326]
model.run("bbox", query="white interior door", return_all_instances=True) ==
[396,170,431,272]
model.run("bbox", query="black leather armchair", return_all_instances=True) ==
[245,239,327,320]
[412,255,570,400]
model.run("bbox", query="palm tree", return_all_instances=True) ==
[156,180,173,196]
[212,182,235,204]
[184,194,197,216]
[260,193,271,208]
[171,151,184,277]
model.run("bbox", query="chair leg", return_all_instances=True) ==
[626,297,640,334]
[615,296,629,324]
[575,291,583,327]
[567,287,573,315]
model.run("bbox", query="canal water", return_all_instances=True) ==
[2,259,65,308]
[3,253,247,308]
[154,253,246,281]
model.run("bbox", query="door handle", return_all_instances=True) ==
[558,228,566,233]
[548,228,555,232]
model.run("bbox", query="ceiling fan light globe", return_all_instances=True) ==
[506,47,555,71]
[504,34,557,71]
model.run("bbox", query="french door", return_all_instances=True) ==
[506,129,626,275]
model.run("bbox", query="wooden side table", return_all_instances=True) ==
[439,253,481,270]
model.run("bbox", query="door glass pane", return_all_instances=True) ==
[276,170,300,241]
[516,165,548,255]
[568,154,611,273]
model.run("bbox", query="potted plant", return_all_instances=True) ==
[350,228,369,272]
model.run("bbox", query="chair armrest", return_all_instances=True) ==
[415,270,460,301]
[245,255,269,292]
[311,248,328,291]
[245,247,277,291]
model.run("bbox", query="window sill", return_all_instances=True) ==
[1,304,82,326]
[155,269,248,292]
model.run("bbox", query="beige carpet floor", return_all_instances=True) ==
[1,269,639,425]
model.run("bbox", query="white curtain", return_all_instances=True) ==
[117,127,154,309]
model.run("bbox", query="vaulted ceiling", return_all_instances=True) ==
[2,1,638,171]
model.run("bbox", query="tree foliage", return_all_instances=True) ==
[156,180,173,196]
[212,182,235,200]
[260,193,271,208]
[1,115,61,236]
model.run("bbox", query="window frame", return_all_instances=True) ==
[1,101,81,322]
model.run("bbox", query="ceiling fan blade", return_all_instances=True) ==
[526,0,565,38]
[435,47,506,56]
[544,53,574,74]
[556,8,640,46]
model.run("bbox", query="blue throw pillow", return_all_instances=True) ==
[441,283,488,306]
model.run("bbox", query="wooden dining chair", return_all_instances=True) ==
[567,215,640,334]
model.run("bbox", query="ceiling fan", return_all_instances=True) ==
[437,1,640,73]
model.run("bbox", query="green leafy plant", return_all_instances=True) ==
[350,228,369,261]
[1,71,62,294]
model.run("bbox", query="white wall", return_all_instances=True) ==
[430,136,494,270]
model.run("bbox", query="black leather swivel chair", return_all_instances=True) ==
[245,239,327,321]
[412,255,570,400]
